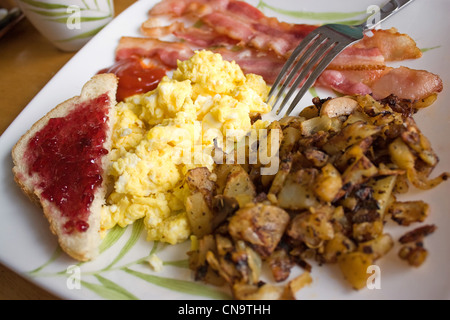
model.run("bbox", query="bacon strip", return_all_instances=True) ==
[316,69,389,96]
[141,1,420,66]
[355,28,422,61]
[371,66,443,100]
[210,0,317,48]
[148,0,229,16]
[126,0,443,102]
[173,24,239,48]
[142,0,230,37]
[115,37,194,68]
[316,66,443,101]
[328,47,385,70]
[116,36,442,101]
[142,0,317,58]
[157,24,387,72]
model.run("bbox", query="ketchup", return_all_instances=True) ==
[26,94,110,234]
[98,57,167,101]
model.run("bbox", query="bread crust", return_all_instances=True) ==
[12,74,118,261]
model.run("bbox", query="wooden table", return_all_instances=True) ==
[0,0,137,300]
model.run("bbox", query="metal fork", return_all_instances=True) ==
[267,0,414,116]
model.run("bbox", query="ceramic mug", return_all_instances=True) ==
[15,0,114,51]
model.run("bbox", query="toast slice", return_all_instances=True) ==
[12,74,118,261]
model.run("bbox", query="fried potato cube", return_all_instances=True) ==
[232,283,284,300]
[357,233,394,260]
[338,252,374,290]
[223,165,256,208]
[185,192,213,237]
[268,248,293,282]
[322,233,356,263]
[370,175,397,219]
[298,104,319,119]
[277,169,319,210]
[389,201,429,226]
[398,245,428,267]
[287,209,334,249]
[282,271,313,300]
[313,163,343,202]
[352,219,384,243]
[228,204,290,258]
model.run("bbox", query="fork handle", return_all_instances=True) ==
[363,0,415,30]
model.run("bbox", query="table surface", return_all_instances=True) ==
[0,0,137,300]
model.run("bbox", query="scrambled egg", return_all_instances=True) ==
[101,50,271,244]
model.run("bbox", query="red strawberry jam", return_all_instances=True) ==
[25,94,110,234]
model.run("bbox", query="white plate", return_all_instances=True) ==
[1,0,449,300]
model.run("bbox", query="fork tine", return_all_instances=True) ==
[267,31,321,102]
[283,43,348,116]
[275,39,336,115]
[270,34,329,109]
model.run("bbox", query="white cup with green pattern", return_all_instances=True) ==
[16,0,114,51]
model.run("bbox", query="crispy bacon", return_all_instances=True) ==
[140,18,185,38]
[144,2,420,61]
[371,66,443,100]
[215,0,317,51]
[355,28,422,61]
[201,11,255,41]
[142,0,230,38]
[115,37,193,68]
[201,12,297,57]
[148,0,229,17]
[173,24,239,48]
[316,69,388,96]
[328,47,385,70]
[143,0,317,58]
[124,0,443,102]
[115,36,443,102]
[317,67,444,101]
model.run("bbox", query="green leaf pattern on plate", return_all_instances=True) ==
[19,0,113,41]
[420,46,441,53]
[81,276,139,300]
[123,268,232,300]
[26,0,440,300]
[102,219,144,271]
[20,0,69,10]
[256,0,366,24]
[28,219,225,300]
